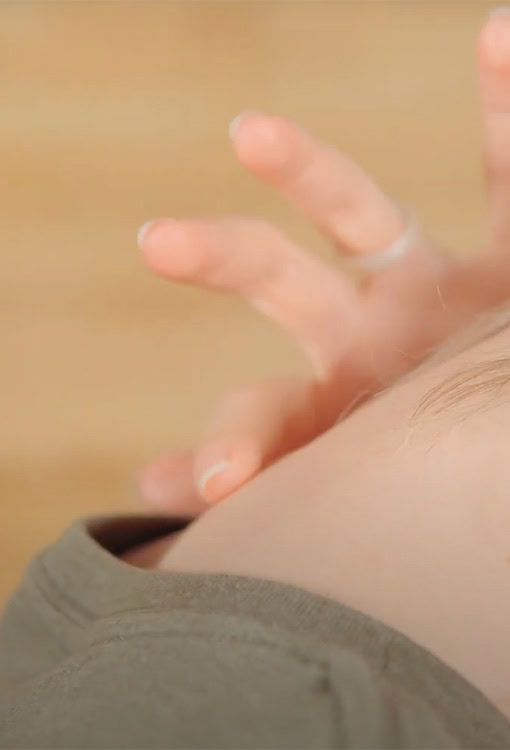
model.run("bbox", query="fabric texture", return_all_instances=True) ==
[0,514,509,749]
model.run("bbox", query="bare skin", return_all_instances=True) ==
[157,314,510,721]
[124,10,510,722]
[135,11,510,512]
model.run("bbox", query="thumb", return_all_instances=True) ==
[193,376,321,505]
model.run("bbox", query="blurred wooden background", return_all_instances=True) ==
[0,1,493,602]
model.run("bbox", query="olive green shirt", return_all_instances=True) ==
[0,514,509,749]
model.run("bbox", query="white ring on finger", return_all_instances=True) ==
[346,209,421,272]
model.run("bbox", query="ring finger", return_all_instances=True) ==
[478,9,510,253]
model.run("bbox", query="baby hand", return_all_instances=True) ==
[135,12,510,515]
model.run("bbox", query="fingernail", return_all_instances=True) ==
[198,460,231,501]
[136,217,174,249]
[228,110,260,140]
[490,6,510,16]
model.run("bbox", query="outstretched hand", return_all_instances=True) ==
[135,10,510,514]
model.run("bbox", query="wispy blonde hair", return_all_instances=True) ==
[407,301,510,433]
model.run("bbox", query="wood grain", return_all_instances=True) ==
[0,1,492,602]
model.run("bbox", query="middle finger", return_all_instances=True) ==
[230,112,410,260]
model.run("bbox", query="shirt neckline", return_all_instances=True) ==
[30,513,510,748]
